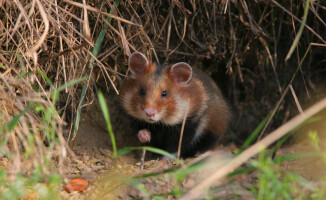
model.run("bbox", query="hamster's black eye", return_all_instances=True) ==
[161,90,167,97]
[140,88,146,96]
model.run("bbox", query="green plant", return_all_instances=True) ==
[0,71,88,199]
[251,152,305,200]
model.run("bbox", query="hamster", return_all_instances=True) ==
[119,52,230,158]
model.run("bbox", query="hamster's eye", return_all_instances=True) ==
[140,88,146,96]
[161,90,167,97]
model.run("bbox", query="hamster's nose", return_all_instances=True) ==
[144,108,158,117]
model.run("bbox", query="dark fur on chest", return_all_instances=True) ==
[134,118,217,158]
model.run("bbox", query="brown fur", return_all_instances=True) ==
[120,62,210,125]
[120,52,230,156]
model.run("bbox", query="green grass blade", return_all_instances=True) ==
[267,116,321,159]
[17,71,33,79]
[71,0,120,143]
[285,0,310,60]
[55,76,88,93]
[51,76,88,105]
[235,113,270,155]
[1,104,32,134]
[275,152,317,163]
[131,167,179,179]
[241,114,320,156]
[72,79,88,141]
[98,90,117,158]
[117,146,176,160]
[242,113,270,149]
[228,166,254,177]
[18,70,55,89]
[89,0,120,68]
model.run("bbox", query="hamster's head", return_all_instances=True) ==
[120,52,193,125]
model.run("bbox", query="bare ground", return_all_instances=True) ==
[56,93,326,199]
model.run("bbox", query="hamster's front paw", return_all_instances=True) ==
[138,129,151,143]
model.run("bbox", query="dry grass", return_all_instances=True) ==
[0,68,72,177]
[0,0,325,196]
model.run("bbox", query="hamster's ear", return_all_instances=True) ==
[128,52,150,77]
[169,62,192,85]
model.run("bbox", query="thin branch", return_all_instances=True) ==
[182,96,326,200]
[271,0,326,44]
[177,99,190,160]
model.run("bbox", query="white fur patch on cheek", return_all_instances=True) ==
[152,109,163,121]
[163,96,187,125]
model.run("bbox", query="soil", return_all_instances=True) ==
[57,92,326,199]
[0,92,324,199]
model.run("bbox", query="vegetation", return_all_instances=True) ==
[0,0,326,199]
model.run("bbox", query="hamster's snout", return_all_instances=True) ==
[144,107,158,118]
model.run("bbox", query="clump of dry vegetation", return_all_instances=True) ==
[0,0,326,199]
